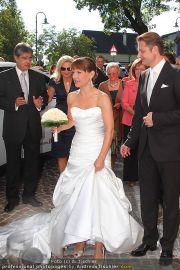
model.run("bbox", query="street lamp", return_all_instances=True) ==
[174,17,180,29]
[174,17,180,57]
[35,12,49,63]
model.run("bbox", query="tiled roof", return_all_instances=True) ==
[162,31,178,38]
[82,30,138,54]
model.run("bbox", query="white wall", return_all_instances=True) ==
[95,53,137,64]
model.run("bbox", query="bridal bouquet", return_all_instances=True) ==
[41,108,68,142]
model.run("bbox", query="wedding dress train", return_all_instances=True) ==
[0,107,143,262]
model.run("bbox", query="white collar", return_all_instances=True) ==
[150,58,166,75]
[15,66,28,77]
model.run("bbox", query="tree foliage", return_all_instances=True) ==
[73,0,176,34]
[34,27,96,65]
[0,0,28,61]
[164,40,176,54]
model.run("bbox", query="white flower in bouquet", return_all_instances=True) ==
[41,108,68,142]
[41,108,68,128]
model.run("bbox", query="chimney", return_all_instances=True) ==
[123,29,127,46]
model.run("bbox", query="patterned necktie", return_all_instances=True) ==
[20,72,29,102]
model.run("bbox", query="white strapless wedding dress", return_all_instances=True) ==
[0,107,143,262]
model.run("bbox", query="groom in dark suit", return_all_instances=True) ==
[0,43,48,212]
[121,32,180,266]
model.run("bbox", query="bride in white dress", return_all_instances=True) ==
[0,57,143,262]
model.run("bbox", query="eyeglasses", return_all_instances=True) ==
[61,67,72,71]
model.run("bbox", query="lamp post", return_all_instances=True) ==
[174,17,180,57]
[174,17,180,28]
[35,12,49,63]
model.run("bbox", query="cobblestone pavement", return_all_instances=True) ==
[0,157,179,269]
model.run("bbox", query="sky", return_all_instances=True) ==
[16,0,180,36]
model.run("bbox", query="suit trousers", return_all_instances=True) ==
[139,143,180,251]
[122,124,138,182]
[4,125,40,204]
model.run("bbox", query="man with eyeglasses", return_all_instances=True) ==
[0,43,48,212]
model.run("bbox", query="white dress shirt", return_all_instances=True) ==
[15,67,41,111]
[15,67,29,110]
[147,58,166,105]
[16,67,29,91]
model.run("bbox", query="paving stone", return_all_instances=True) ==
[0,157,179,269]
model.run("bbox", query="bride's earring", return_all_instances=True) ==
[89,78,93,87]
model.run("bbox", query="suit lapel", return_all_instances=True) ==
[28,69,34,97]
[141,69,149,112]
[11,68,22,96]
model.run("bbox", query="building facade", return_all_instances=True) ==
[82,30,138,65]
[83,30,179,63]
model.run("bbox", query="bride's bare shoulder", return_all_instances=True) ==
[97,90,111,107]
[98,89,108,97]
[68,90,80,101]
[98,90,110,100]
[69,89,80,97]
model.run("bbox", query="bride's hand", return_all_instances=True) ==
[52,126,61,134]
[94,158,104,172]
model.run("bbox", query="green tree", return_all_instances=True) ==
[164,40,176,54]
[0,0,28,61]
[36,27,96,65]
[73,0,177,34]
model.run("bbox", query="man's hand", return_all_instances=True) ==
[15,97,26,107]
[113,102,121,109]
[143,112,153,127]
[33,96,43,109]
[120,144,131,158]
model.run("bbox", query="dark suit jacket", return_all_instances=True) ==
[125,61,180,162]
[0,68,48,143]
[94,67,108,88]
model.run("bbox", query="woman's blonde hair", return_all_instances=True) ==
[52,55,74,82]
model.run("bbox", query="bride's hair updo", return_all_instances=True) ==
[71,57,97,80]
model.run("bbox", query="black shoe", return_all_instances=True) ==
[159,251,173,266]
[22,197,42,207]
[4,201,19,212]
[131,243,157,257]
